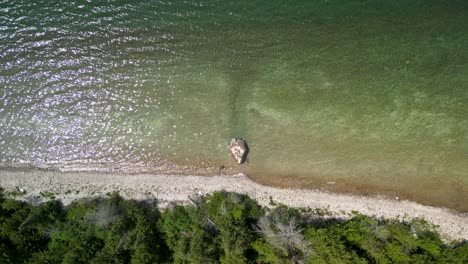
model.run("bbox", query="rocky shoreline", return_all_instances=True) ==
[0,170,466,241]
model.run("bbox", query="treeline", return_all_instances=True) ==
[0,189,467,263]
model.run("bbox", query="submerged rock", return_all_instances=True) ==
[229,138,248,164]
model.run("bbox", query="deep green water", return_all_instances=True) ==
[1,1,467,210]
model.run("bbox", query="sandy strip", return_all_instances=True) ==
[1,171,467,241]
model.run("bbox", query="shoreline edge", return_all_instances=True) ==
[0,170,466,241]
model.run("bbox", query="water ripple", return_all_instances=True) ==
[0,0,188,167]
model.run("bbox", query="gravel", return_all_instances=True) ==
[1,170,466,241]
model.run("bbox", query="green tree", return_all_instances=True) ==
[29,193,169,263]
[161,203,220,263]
[204,191,263,263]
[0,188,465,264]
[304,225,366,264]
[439,242,468,264]
[0,198,50,262]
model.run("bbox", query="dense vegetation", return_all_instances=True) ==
[0,189,467,263]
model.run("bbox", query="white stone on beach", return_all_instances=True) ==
[229,138,248,164]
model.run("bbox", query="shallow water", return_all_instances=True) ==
[1,1,467,210]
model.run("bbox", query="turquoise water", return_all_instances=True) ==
[1,1,467,210]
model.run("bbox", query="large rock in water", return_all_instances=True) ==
[229,138,248,164]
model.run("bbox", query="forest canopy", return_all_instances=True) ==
[0,188,467,263]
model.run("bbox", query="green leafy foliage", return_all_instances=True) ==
[305,226,366,264]
[160,191,263,263]
[204,191,263,263]
[252,237,288,263]
[439,243,468,264]
[161,204,218,263]
[0,189,466,263]
[0,198,50,263]
[24,193,169,264]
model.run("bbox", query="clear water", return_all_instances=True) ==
[1,0,467,210]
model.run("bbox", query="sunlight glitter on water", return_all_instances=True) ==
[0,0,467,210]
